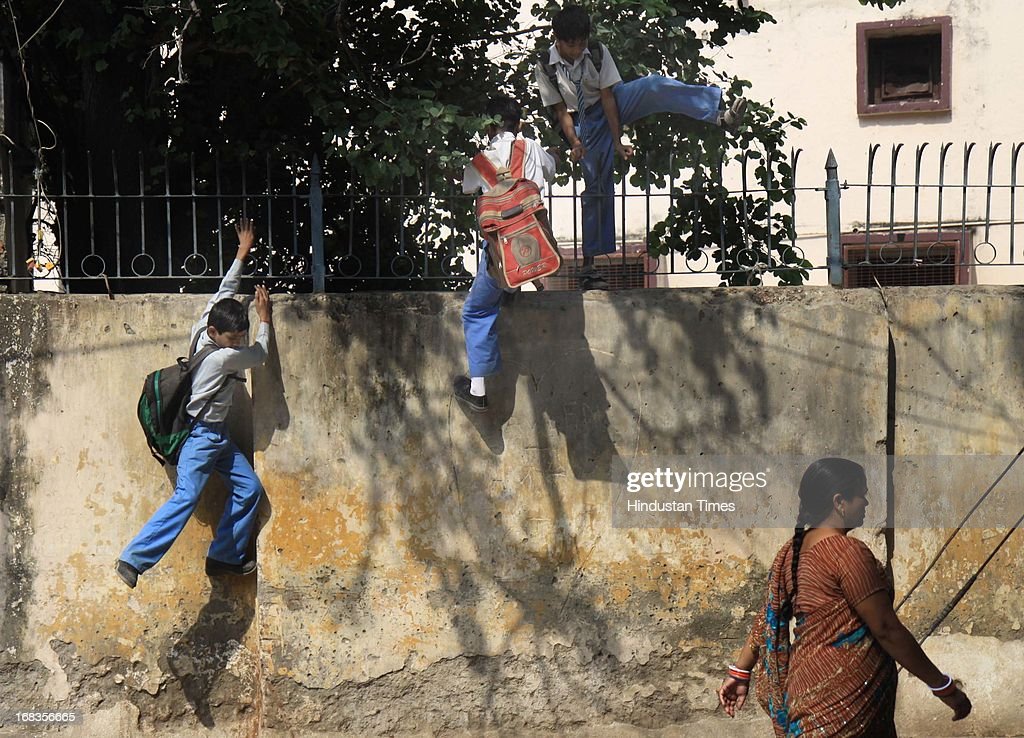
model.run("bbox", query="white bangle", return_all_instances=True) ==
[928,674,953,692]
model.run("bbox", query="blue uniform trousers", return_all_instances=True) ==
[462,247,506,378]
[121,421,263,571]
[578,75,722,256]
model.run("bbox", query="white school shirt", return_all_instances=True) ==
[534,42,622,112]
[461,132,556,195]
[186,258,270,422]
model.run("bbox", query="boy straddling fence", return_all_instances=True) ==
[454,96,557,413]
[117,220,272,588]
[536,5,747,290]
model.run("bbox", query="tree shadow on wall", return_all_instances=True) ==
[456,288,624,486]
[444,289,634,726]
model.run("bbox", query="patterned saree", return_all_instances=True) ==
[750,536,899,737]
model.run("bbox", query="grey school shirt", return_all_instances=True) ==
[534,43,622,112]
[186,258,269,422]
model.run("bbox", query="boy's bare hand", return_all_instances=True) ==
[235,218,256,261]
[254,284,272,323]
[570,140,587,162]
[615,142,635,161]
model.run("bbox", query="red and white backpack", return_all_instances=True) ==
[472,139,561,289]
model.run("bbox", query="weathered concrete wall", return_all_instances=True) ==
[2,286,1023,736]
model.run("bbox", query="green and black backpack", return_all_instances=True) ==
[137,331,224,465]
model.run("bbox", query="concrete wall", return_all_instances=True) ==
[2,286,1024,736]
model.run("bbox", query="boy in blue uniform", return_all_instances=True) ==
[536,5,746,290]
[117,220,272,588]
[453,96,557,412]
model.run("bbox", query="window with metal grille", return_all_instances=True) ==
[857,16,952,117]
[842,233,971,288]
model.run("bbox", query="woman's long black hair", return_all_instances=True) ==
[789,458,868,608]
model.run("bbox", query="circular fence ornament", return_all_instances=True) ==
[80,253,107,278]
[131,253,157,277]
[182,253,209,277]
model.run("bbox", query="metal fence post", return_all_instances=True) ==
[310,153,325,292]
[825,149,843,287]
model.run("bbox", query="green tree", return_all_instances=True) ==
[0,0,896,289]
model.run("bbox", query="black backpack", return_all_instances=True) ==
[137,331,226,465]
[538,40,604,124]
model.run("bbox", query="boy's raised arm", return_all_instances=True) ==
[192,218,256,339]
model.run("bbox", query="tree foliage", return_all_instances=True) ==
[0,0,892,289]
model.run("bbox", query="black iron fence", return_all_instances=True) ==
[4,142,1024,293]
[0,145,806,292]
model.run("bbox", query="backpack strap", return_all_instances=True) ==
[588,40,603,73]
[538,40,604,102]
[472,152,501,188]
[508,139,527,180]
[180,330,219,373]
[538,51,559,95]
[188,329,203,359]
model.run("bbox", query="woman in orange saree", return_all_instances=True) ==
[718,458,971,737]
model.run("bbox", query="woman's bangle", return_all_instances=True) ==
[728,665,752,682]
[929,674,956,697]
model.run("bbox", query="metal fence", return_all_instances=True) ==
[3,142,1024,292]
[0,145,806,292]
[825,142,1024,287]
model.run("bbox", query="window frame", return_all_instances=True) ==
[856,16,953,117]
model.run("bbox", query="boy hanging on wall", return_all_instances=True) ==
[117,219,272,588]
[536,5,747,290]
[453,95,557,413]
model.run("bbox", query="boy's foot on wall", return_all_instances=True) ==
[205,557,257,577]
[116,560,140,589]
[453,375,488,413]
[719,97,748,133]
[579,274,610,291]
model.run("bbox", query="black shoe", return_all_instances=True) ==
[205,557,257,577]
[453,375,488,413]
[580,274,610,291]
[116,560,140,589]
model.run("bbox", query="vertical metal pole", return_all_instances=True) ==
[310,153,325,292]
[825,149,843,287]
[266,153,274,278]
[112,151,122,276]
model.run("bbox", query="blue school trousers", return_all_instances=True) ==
[578,75,722,256]
[121,421,263,571]
[462,247,505,378]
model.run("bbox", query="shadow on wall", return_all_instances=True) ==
[256,285,917,733]
[290,287,803,732]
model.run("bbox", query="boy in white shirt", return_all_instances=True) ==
[454,96,556,413]
[535,5,746,290]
